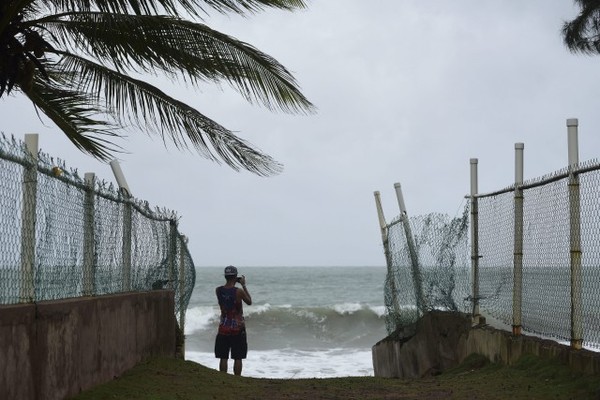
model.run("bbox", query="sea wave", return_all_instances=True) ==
[185,303,385,332]
[184,306,219,333]
[330,303,387,318]
[185,302,387,351]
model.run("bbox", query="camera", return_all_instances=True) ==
[236,277,242,283]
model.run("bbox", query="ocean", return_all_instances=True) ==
[184,266,388,379]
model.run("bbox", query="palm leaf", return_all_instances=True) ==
[57,52,283,175]
[24,69,121,161]
[36,12,315,113]
[563,0,600,54]
[3,0,312,174]
[0,0,37,32]
[193,0,308,14]
[37,0,306,17]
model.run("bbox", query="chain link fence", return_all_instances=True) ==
[379,160,600,351]
[476,161,600,350]
[0,134,195,332]
[383,208,471,334]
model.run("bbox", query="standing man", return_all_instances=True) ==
[214,265,252,376]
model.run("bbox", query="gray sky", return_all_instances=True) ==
[2,1,600,267]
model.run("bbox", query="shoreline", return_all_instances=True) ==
[185,348,375,379]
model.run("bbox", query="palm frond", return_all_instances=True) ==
[38,12,315,113]
[37,0,306,18]
[563,0,600,54]
[196,0,307,14]
[57,52,283,175]
[36,0,191,17]
[3,0,311,174]
[24,68,121,161]
[0,1,52,96]
[0,0,37,32]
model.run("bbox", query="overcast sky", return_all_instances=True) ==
[1,1,600,267]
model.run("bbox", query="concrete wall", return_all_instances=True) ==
[372,311,600,379]
[0,291,176,400]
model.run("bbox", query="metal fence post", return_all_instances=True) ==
[373,191,400,315]
[470,158,482,324]
[121,201,132,292]
[83,173,96,296]
[19,134,38,303]
[394,183,426,314]
[169,220,177,290]
[513,143,524,336]
[178,234,188,353]
[567,118,583,349]
[110,160,132,292]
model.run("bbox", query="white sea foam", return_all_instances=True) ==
[186,349,374,379]
[244,303,272,316]
[331,302,363,314]
[184,306,218,334]
[292,308,323,323]
[329,303,387,317]
[370,305,387,317]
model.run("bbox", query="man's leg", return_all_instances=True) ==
[215,334,230,373]
[219,358,228,373]
[233,359,242,376]
[231,329,247,376]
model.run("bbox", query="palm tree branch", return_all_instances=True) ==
[23,70,121,161]
[563,0,600,54]
[36,12,315,113]
[33,0,307,18]
[0,0,37,32]
[57,52,283,175]
[194,0,307,14]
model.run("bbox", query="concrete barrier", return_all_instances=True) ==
[372,311,600,378]
[0,291,176,400]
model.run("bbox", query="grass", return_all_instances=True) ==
[71,354,600,400]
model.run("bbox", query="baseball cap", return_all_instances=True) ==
[224,265,238,277]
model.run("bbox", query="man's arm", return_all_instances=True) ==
[238,276,252,305]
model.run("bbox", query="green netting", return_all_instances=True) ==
[383,207,471,334]
[0,133,195,329]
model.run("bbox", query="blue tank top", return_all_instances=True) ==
[217,286,244,335]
